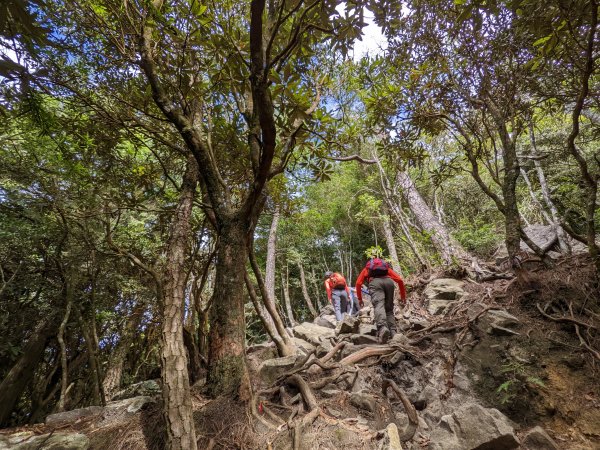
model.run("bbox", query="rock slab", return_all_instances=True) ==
[428,403,519,450]
[424,279,465,315]
[258,356,298,384]
[0,432,89,450]
[292,322,335,345]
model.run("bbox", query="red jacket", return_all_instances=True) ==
[355,267,407,304]
[324,273,351,302]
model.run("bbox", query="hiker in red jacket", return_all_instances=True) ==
[355,258,407,344]
[324,271,351,321]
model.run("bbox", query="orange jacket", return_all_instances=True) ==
[355,267,407,304]
[324,273,350,302]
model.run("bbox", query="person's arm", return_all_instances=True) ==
[324,279,332,302]
[345,285,351,298]
[388,269,407,303]
[355,268,367,306]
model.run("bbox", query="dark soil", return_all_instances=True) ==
[461,255,600,449]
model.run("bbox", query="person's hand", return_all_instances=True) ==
[359,300,364,308]
[400,298,407,306]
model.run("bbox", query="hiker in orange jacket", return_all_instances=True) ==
[355,258,407,344]
[324,271,351,321]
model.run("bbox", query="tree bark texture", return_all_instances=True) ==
[206,218,251,399]
[528,122,570,253]
[0,318,54,426]
[266,207,279,304]
[249,246,295,356]
[395,171,459,264]
[281,267,296,326]
[57,282,74,412]
[102,303,145,400]
[160,156,199,450]
[382,211,402,275]
[298,262,318,318]
[260,208,280,332]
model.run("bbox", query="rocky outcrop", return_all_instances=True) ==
[428,403,519,450]
[424,279,465,315]
[45,406,103,426]
[480,309,520,336]
[350,392,377,413]
[292,322,335,345]
[0,432,90,450]
[112,379,160,400]
[337,315,360,335]
[258,355,298,384]
[522,426,560,450]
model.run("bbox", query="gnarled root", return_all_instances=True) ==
[339,345,396,366]
[382,378,418,442]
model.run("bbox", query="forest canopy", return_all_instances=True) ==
[0,0,598,448]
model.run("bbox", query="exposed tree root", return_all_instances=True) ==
[339,346,396,366]
[309,368,357,390]
[537,301,600,361]
[536,302,597,330]
[382,378,418,441]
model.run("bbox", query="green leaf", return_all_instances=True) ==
[533,35,551,47]
[496,381,513,393]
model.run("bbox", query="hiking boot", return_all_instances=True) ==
[378,327,391,344]
[389,328,397,338]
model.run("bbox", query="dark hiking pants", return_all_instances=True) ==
[368,277,396,332]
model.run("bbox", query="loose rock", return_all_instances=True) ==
[522,426,560,450]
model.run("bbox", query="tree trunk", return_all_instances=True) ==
[249,245,295,356]
[281,266,296,326]
[310,267,322,308]
[57,283,74,413]
[298,262,318,318]
[103,302,144,400]
[489,110,522,262]
[528,121,570,253]
[0,318,54,426]
[78,312,104,406]
[244,270,287,351]
[206,217,251,399]
[382,210,402,275]
[265,207,279,304]
[395,171,460,264]
[564,1,599,271]
[160,156,198,450]
[255,207,279,335]
[182,327,204,384]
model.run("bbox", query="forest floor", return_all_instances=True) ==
[1,256,599,450]
[460,255,600,449]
